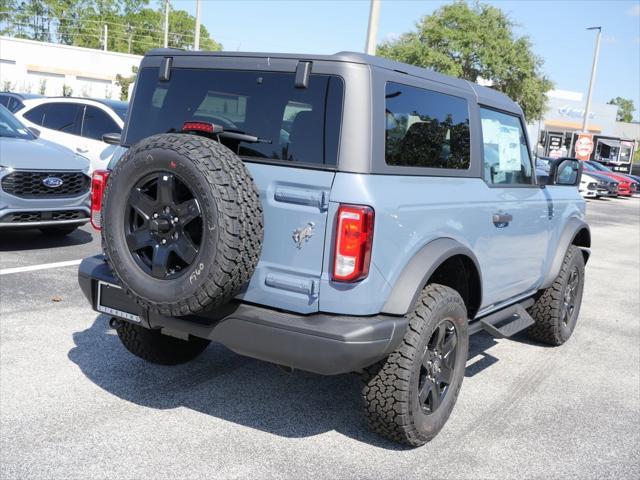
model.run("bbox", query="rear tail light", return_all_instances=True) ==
[332,204,374,282]
[90,169,110,230]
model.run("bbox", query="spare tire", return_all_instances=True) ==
[102,133,263,316]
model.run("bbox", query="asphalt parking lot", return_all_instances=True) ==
[1,197,639,480]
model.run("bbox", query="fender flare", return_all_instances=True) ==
[540,217,591,289]
[381,238,482,316]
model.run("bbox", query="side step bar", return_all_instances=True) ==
[469,298,535,338]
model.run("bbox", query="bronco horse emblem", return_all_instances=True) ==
[292,222,315,249]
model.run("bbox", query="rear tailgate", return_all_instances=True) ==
[122,57,345,314]
[238,164,334,313]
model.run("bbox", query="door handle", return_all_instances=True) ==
[76,146,89,153]
[492,213,513,227]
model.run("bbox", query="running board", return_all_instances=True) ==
[470,298,535,338]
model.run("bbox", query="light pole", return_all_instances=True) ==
[163,0,169,48]
[194,0,201,51]
[365,0,381,55]
[582,27,601,133]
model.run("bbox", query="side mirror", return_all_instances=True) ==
[548,157,582,187]
[28,127,40,138]
[102,132,122,145]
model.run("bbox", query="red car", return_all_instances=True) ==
[583,161,638,196]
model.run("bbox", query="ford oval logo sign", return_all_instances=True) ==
[42,176,64,188]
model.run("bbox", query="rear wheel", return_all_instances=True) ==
[362,284,469,446]
[115,321,210,365]
[39,226,77,236]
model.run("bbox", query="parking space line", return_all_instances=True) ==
[0,259,82,275]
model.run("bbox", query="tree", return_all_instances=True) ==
[0,0,222,55]
[607,97,635,122]
[377,1,553,121]
[115,65,137,100]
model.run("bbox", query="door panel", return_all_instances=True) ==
[479,187,550,306]
[478,107,550,306]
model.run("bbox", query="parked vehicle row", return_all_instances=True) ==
[538,156,638,200]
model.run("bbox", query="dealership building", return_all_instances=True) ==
[0,36,141,100]
[528,90,637,173]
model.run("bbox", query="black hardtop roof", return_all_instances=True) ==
[145,48,521,114]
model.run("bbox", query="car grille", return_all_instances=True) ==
[0,210,88,223]
[1,171,90,198]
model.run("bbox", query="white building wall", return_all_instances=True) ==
[0,36,142,100]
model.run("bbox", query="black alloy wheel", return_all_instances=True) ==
[124,171,207,279]
[562,266,580,326]
[418,319,458,415]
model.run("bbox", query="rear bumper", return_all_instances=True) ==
[78,255,408,375]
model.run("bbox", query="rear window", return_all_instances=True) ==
[385,82,470,170]
[125,68,344,167]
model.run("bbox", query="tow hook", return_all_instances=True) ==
[276,364,294,375]
[109,318,124,330]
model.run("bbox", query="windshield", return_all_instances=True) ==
[124,67,343,166]
[0,105,35,140]
[588,161,612,172]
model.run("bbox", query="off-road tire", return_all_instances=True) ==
[102,133,263,317]
[115,321,210,365]
[362,284,469,447]
[40,226,77,236]
[527,245,585,345]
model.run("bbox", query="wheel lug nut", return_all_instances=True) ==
[153,213,158,219]
[174,217,179,222]
[161,239,167,244]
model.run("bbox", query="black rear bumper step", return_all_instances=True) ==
[470,298,535,338]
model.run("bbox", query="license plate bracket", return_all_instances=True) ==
[96,281,141,323]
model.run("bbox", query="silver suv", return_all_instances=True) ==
[0,105,91,236]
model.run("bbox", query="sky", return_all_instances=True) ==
[163,0,640,120]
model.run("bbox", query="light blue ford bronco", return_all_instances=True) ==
[78,50,590,446]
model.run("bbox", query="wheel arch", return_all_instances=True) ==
[381,238,482,319]
[541,217,590,289]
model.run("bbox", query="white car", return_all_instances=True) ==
[14,97,127,171]
[579,172,599,198]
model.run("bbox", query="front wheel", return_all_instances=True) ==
[527,245,585,345]
[362,284,469,446]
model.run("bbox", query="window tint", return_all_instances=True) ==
[7,98,23,112]
[82,106,120,141]
[41,103,81,134]
[125,68,344,166]
[480,108,533,185]
[23,104,48,126]
[0,96,9,107]
[385,82,470,169]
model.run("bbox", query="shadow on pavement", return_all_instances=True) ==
[68,315,410,449]
[69,315,506,449]
[0,227,93,252]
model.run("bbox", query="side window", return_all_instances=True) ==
[480,107,533,185]
[385,82,470,169]
[8,98,23,112]
[82,106,121,141]
[41,103,82,134]
[23,104,49,126]
[0,96,9,107]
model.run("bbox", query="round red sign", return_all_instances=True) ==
[575,136,594,158]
